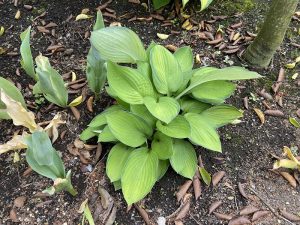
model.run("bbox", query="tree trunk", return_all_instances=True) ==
[243,0,298,67]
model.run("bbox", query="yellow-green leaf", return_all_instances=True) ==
[289,117,300,128]
[199,167,211,185]
[75,14,93,21]
[68,95,83,107]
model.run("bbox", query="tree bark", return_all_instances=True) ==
[243,0,298,68]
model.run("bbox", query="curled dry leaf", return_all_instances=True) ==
[87,96,94,112]
[238,182,248,199]
[134,204,151,225]
[212,171,226,187]
[228,216,251,225]
[70,106,80,121]
[253,108,265,124]
[157,33,169,40]
[258,89,273,100]
[0,90,38,132]
[165,44,177,52]
[176,180,192,202]
[44,113,66,143]
[10,209,17,222]
[175,200,190,220]
[252,210,270,222]
[208,201,222,215]
[280,209,300,222]
[213,212,233,221]
[174,220,184,225]
[75,13,93,21]
[0,132,28,154]
[264,110,284,117]
[296,109,300,118]
[14,196,27,208]
[280,171,297,188]
[240,205,259,215]
[74,138,85,149]
[193,174,201,200]
[94,143,102,163]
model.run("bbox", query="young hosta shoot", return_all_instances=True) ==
[86,11,107,99]
[20,28,82,108]
[81,26,262,205]
[0,77,27,119]
[25,131,77,196]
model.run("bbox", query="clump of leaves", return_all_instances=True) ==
[20,27,82,108]
[0,89,76,196]
[80,25,261,205]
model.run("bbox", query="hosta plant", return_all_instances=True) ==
[0,89,77,196]
[152,0,213,10]
[20,27,82,108]
[80,26,262,205]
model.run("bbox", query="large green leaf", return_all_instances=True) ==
[106,143,133,182]
[156,115,190,138]
[98,125,118,142]
[200,0,214,11]
[130,104,157,128]
[86,46,107,97]
[170,139,197,179]
[201,105,243,128]
[121,148,158,205]
[157,160,169,180]
[35,55,68,107]
[185,113,221,152]
[107,62,155,105]
[176,67,262,99]
[150,45,183,94]
[152,0,171,9]
[144,96,180,124]
[151,131,173,160]
[191,81,236,104]
[106,110,152,147]
[25,131,65,180]
[179,96,211,114]
[88,105,124,128]
[174,46,193,73]
[20,26,37,80]
[0,77,27,119]
[80,126,99,141]
[90,27,147,63]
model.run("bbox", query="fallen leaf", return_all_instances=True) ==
[213,212,233,220]
[280,171,297,188]
[157,33,169,40]
[15,10,21,19]
[176,180,192,202]
[0,133,28,154]
[208,200,222,215]
[193,174,201,200]
[14,196,26,208]
[71,71,77,82]
[289,117,300,128]
[70,106,80,121]
[212,171,226,187]
[252,210,270,222]
[75,14,93,21]
[254,108,265,124]
[243,97,249,109]
[296,109,300,118]
[280,209,300,222]
[240,205,259,215]
[258,89,273,100]
[264,110,284,117]
[228,216,251,225]
[0,26,4,36]
[87,96,94,112]
[285,62,296,69]
[195,54,201,64]
[134,204,151,225]
[9,209,17,222]
[175,200,190,220]
[292,73,299,80]
[238,182,248,199]
[199,167,211,186]
[69,95,83,107]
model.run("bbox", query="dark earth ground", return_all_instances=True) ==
[0,0,300,224]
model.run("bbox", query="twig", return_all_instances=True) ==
[249,187,296,225]
[189,212,203,225]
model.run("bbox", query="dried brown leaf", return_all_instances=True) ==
[280,172,297,188]
[193,174,201,200]
[70,106,80,121]
[238,182,248,199]
[252,210,270,222]
[213,212,233,220]
[14,196,26,208]
[243,97,249,109]
[228,216,251,225]
[212,171,226,187]
[175,201,190,220]
[208,201,222,215]
[240,205,259,215]
[264,110,284,117]
[176,180,192,202]
[134,204,150,225]
[280,209,300,222]
[87,96,94,112]
[254,108,265,124]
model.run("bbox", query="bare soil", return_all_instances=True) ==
[0,0,299,224]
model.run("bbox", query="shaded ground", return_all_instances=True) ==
[0,0,300,224]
